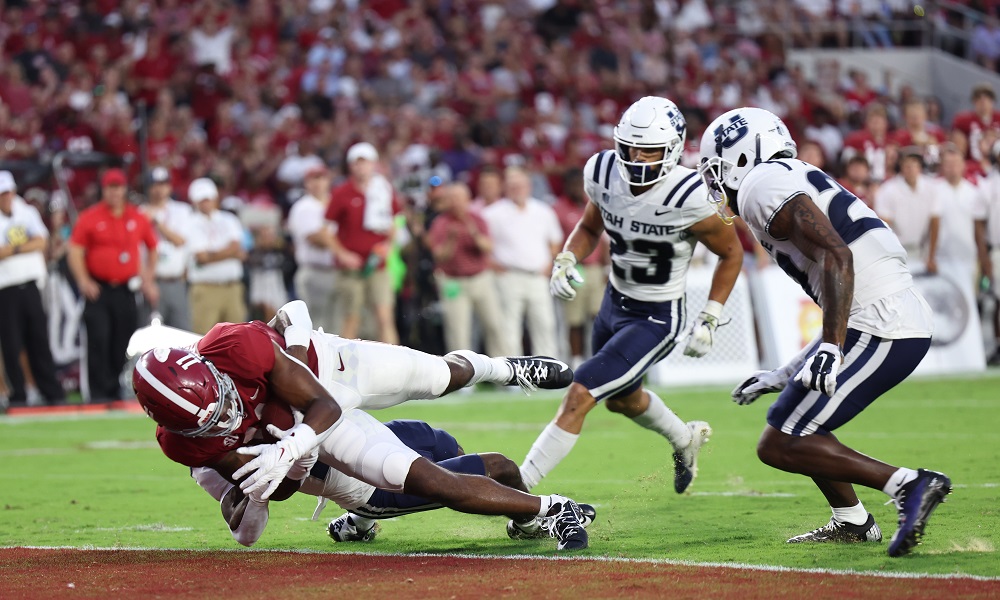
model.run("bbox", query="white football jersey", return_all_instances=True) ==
[739,159,920,327]
[583,150,715,302]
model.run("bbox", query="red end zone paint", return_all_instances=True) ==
[2,548,998,599]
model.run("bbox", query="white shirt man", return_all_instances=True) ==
[287,164,337,332]
[143,167,193,330]
[928,149,990,292]
[874,154,939,266]
[0,171,66,405]
[482,167,563,358]
[185,178,247,334]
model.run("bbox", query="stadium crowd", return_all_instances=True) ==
[1,0,999,408]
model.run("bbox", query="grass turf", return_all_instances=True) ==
[1,372,997,577]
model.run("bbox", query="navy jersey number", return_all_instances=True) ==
[606,230,675,285]
[805,169,886,244]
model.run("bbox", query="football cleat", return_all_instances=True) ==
[887,469,952,557]
[546,495,589,551]
[507,503,597,540]
[327,513,380,542]
[673,421,712,494]
[787,514,882,544]
[504,356,574,393]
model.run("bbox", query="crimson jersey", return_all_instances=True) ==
[841,130,888,182]
[951,111,1000,161]
[155,321,319,468]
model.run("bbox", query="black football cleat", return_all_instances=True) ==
[504,356,574,393]
[787,513,882,544]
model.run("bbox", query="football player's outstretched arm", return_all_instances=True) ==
[564,201,606,260]
[770,194,853,348]
[233,342,345,499]
[689,214,743,306]
[551,202,606,300]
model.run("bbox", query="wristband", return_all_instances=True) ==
[555,251,577,266]
[701,300,724,321]
[283,324,311,349]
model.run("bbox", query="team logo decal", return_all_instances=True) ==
[713,115,749,155]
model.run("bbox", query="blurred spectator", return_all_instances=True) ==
[890,98,947,172]
[874,149,938,267]
[951,83,1000,173]
[186,177,247,335]
[68,169,158,402]
[141,167,192,330]
[325,142,401,344]
[927,146,991,290]
[842,102,891,182]
[246,223,290,321]
[471,166,503,212]
[838,155,877,208]
[797,140,827,170]
[287,164,337,332]
[482,166,563,358]
[553,168,608,369]
[970,16,1000,72]
[0,171,65,408]
[979,141,1000,364]
[426,182,511,357]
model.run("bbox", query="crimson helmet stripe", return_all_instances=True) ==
[135,358,209,419]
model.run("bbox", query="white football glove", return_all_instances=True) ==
[550,251,584,300]
[234,422,319,500]
[264,410,318,481]
[683,301,724,358]
[794,342,842,397]
[731,369,790,405]
[269,300,313,348]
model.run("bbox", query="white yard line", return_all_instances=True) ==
[5,545,999,581]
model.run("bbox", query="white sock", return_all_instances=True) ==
[519,422,579,490]
[348,513,376,531]
[882,467,919,498]
[446,350,514,385]
[831,501,869,526]
[630,390,691,450]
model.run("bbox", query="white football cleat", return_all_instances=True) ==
[673,421,712,494]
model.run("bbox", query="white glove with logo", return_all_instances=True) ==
[794,342,842,397]
[234,422,319,500]
[683,301,724,358]
[731,369,790,405]
[263,410,318,481]
[550,251,584,300]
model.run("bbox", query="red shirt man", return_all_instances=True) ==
[951,83,1000,171]
[67,168,159,402]
[842,103,891,182]
[69,170,158,287]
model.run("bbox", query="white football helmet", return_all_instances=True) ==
[698,107,797,222]
[613,96,686,186]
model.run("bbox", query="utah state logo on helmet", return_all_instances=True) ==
[133,347,245,437]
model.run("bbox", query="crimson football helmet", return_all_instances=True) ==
[132,347,245,437]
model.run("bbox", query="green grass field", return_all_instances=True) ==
[2,372,998,578]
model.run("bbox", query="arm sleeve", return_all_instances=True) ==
[739,163,811,239]
[582,152,602,208]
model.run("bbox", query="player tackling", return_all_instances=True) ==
[698,107,951,557]
[518,96,743,511]
[131,302,589,550]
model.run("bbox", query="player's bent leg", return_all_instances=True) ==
[756,425,897,491]
[607,388,711,493]
[402,458,589,550]
[519,383,599,490]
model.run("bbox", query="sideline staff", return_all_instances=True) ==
[68,168,158,402]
